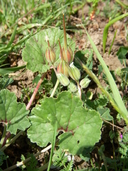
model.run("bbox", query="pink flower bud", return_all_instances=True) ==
[45,47,56,64]
[57,60,69,77]
[62,47,73,64]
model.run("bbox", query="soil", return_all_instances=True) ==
[1,0,128,170]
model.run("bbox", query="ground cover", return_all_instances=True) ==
[0,0,128,170]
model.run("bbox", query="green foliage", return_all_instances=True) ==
[22,28,75,73]
[87,0,99,8]
[52,149,74,171]
[27,91,102,155]
[103,12,128,53]
[19,154,38,171]
[0,76,13,90]
[86,30,128,124]
[0,89,30,134]
[119,133,128,157]
[0,151,6,168]
[25,154,38,171]
[117,46,128,65]
[1,1,128,170]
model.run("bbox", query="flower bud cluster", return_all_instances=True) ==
[45,39,91,89]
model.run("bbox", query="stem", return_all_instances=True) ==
[50,79,59,97]
[102,119,123,130]
[108,30,117,55]
[72,2,86,14]
[0,125,7,147]
[115,0,128,9]
[3,144,52,171]
[77,82,82,100]
[63,14,67,50]
[58,39,64,60]
[26,72,46,110]
[98,148,108,171]
[1,131,23,152]
[47,122,57,171]
[47,40,50,47]
[77,58,128,125]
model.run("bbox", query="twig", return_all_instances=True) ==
[102,118,123,130]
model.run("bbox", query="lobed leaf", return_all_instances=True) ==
[27,91,102,155]
[0,89,30,134]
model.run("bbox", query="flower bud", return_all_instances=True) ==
[45,47,56,64]
[57,60,69,77]
[69,63,81,81]
[68,82,77,92]
[62,47,73,64]
[80,78,91,89]
[56,73,69,86]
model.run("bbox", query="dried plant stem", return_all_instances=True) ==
[26,72,46,110]
[102,119,123,130]
[3,144,52,171]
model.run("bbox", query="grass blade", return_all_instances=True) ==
[103,13,128,53]
[86,30,128,120]
[0,65,26,75]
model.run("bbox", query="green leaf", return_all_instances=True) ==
[97,107,113,121]
[116,46,128,65]
[0,76,13,89]
[0,65,26,76]
[27,92,102,155]
[22,28,75,73]
[86,30,128,123]
[103,13,128,53]
[74,49,93,70]
[0,89,30,134]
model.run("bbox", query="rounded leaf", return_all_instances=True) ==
[22,28,75,73]
[0,89,30,134]
[27,92,102,155]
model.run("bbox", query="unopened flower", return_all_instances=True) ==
[80,77,91,89]
[57,60,69,77]
[56,73,70,86]
[62,47,73,64]
[45,47,56,64]
[69,62,81,81]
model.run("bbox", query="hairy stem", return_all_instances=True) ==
[26,72,46,110]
